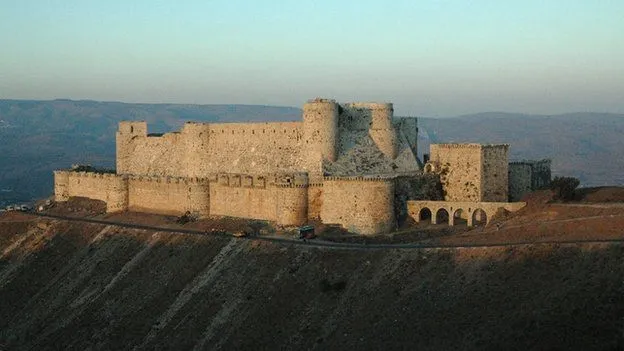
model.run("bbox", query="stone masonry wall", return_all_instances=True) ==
[54,171,128,213]
[481,145,509,202]
[429,144,482,201]
[530,159,552,189]
[127,176,210,216]
[321,177,395,235]
[209,173,308,226]
[508,163,532,202]
[54,171,211,215]
[428,144,509,202]
[117,100,407,182]
[204,122,304,175]
[394,117,418,156]
[508,159,552,201]
[116,122,185,177]
[209,178,277,223]
[54,171,70,201]
[117,121,305,178]
[306,185,323,220]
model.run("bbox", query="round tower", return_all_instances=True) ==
[106,175,129,212]
[276,185,308,226]
[303,98,339,172]
[53,170,70,201]
[367,102,398,160]
[186,178,210,216]
[182,122,211,178]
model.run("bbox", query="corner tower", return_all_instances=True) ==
[303,98,339,175]
[116,121,147,174]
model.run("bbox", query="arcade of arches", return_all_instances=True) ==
[407,200,526,227]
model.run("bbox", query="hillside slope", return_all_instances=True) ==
[1,214,623,350]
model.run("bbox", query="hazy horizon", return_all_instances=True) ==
[1,0,623,116]
[3,97,624,119]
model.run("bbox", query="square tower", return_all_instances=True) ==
[426,143,509,202]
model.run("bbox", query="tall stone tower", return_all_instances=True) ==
[302,98,339,177]
[181,122,211,178]
[116,121,147,174]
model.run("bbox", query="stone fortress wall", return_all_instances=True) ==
[115,99,419,181]
[54,171,211,215]
[57,99,415,234]
[116,121,306,178]
[208,173,309,226]
[54,98,543,235]
[321,176,396,234]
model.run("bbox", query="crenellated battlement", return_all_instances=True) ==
[127,174,210,184]
[342,102,393,111]
[55,170,124,179]
[273,184,309,189]
[434,143,509,149]
[212,172,311,189]
[323,175,396,182]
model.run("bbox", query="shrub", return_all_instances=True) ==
[550,176,580,201]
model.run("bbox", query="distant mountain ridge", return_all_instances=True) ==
[0,99,622,206]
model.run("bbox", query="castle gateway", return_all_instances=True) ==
[54,98,531,235]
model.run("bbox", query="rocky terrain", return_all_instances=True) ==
[1,191,624,350]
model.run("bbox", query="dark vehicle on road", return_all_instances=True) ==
[298,225,315,240]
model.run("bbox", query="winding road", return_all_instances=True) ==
[11,211,624,251]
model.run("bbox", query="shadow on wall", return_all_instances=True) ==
[338,105,373,130]
[395,174,444,227]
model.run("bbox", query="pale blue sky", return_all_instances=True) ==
[1,0,622,115]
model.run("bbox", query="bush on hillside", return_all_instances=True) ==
[550,176,580,201]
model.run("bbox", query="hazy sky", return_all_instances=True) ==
[1,0,622,116]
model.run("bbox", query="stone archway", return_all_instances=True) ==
[472,208,487,226]
[419,207,432,224]
[452,208,467,226]
[434,208,449,225]
[407,200,526,228]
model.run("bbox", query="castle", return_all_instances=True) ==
[54,98,543,234]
